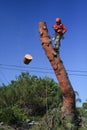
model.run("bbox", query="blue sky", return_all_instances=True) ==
[0,0,87,105]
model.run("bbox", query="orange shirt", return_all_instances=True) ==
[53,24,67,34]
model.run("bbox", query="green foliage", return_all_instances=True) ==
[76,101,87,130]
[12,105,28,122]
[30,108,62,130]
[0,72,62,125]
[0,107,17,124]
[0,72,87,130]
[0,105,28,125]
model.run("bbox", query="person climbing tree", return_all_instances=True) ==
[53,18,67,52]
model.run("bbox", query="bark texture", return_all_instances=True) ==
[38,22,76,119]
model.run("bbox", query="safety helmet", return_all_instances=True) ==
[56,18,61,23]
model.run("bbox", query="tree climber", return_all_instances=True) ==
[53,18,67,52]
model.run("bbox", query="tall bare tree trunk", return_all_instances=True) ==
[38,22,77,124]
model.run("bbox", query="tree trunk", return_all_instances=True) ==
[38,22,76,122]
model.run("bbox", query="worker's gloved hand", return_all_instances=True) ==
[58,30,62,33]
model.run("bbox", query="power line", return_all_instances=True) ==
[0,70,10,85]
[0,63,87,72]
[68,73,87,77]
[0,64,87,77]
[67,69,87,73]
